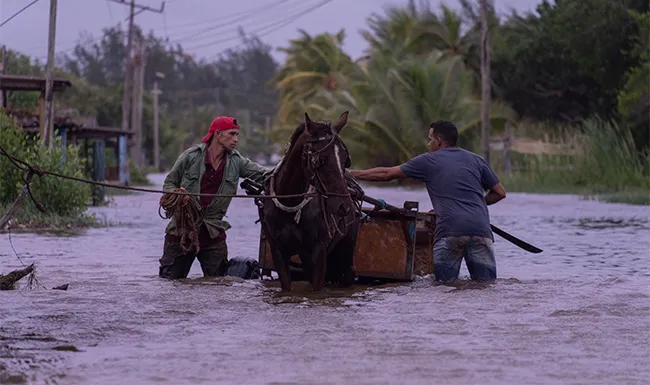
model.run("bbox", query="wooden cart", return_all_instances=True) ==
[257,200,436,282]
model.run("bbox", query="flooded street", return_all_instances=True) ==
[1,173,649,385]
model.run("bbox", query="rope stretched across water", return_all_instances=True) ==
[0,144,317,255]
[0,145,316,200]
[0,145,375,253]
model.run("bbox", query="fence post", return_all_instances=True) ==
[92,139,106,205]
[504,122,513,176]
[57,127,67,165]
[118,135,128,185]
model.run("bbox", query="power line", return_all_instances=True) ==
[30,0,332,64]
[161,0,295,32]
[187,0,333,53]
[170,0,295,44]
[28,0,299,60]
[105,0,115,23]
[171,0,307,46]
[0,0,41,28]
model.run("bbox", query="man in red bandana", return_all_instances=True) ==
[158,116,272,279]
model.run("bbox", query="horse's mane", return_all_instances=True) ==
[284,122,306,157]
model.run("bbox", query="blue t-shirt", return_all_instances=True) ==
[399,148,500,242]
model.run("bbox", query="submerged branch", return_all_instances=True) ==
[0,263,35,290]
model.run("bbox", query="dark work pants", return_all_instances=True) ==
[158,237,228,279]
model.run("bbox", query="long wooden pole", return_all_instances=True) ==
[480,0,491,164]
[42,0,58,148]
[152,81,161,171]
[122,0,135,176]
[131,35,146,167]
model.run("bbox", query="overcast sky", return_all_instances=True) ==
[1,0,542,64]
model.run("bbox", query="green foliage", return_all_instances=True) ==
[3,51,43,110]
[26,136,92,217]
[270,8,516,168]
[129,162,152,186]
[575,117,649,192]
[272,29,354,124]
[0,112,91,218]
[0,114,30,206]
[617,10,650,151]
[498,118,649,202]
[492,0,642,124]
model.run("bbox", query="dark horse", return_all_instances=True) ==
[261,111,361,292]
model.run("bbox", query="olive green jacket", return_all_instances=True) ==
[162,143,272,239]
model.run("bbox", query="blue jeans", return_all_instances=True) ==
[433,236,497,282]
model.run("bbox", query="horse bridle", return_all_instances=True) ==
[267,125,360,241]
[301,127,351,198]
[300,127,366,241]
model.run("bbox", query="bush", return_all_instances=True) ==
[0,112,92,218]
[575,117,650,192]
[496,117,650,203]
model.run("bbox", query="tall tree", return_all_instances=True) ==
[491,0,643,123]
[272,29,354,124]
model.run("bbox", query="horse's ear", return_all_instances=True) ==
[304,112,316,135]
[333,111,349,133]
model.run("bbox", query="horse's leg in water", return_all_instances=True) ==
[325,248,340,285]
[310,242,328,291]
[329,232,357,287]
[269,244,291,291]
[298,250,314,284]
[263,223,292,292]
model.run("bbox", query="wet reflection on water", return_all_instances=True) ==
[1,174,649,385]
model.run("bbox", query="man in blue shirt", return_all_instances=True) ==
[349,120,507,282]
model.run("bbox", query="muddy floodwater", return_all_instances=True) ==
[1,173,649,385]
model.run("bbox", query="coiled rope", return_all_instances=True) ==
[158,188,202,254]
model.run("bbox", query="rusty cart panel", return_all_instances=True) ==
[258,201,436,281]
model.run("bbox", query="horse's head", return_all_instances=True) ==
[301,111,351,196]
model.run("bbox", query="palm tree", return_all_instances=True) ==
[359,0,426,61]
[417,3,481,85]
[271,29,354,124]
[305,55,517,168]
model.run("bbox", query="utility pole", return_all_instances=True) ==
[152,80,162,171]
[108,0,165,173]
[480,0,492,164]
[131,35,147,167]
[120,0,135,176]
[43,0,58,148]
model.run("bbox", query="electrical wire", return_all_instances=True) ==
[30,0,301,60]
[170,0,308,47]
[186,0,333,53]
[30,0,333,65]
[161,0,295,32]
[0,0,41,28]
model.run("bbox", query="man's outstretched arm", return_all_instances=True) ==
[485,183,506,205]
[349,166,408,182]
